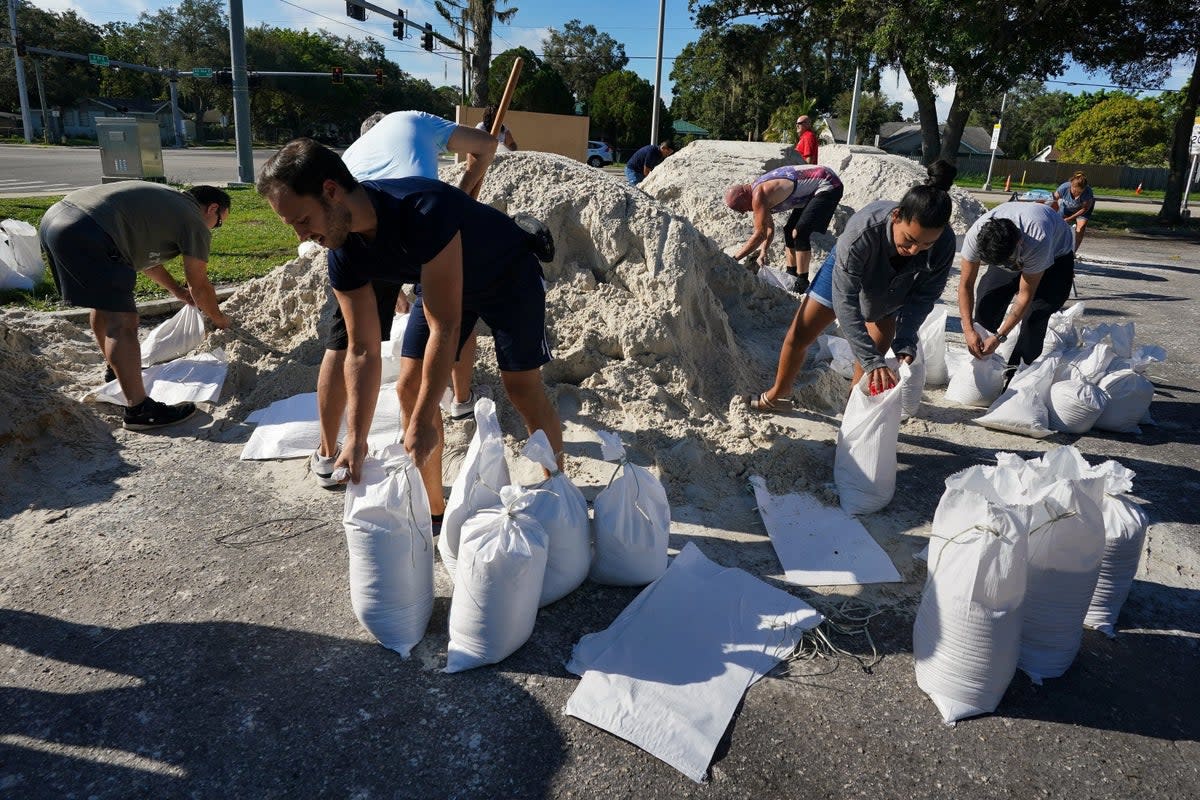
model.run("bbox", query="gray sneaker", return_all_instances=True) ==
[449,390,477,421]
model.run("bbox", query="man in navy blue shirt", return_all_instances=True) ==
[625,140,674,186]
[257,138,562,523]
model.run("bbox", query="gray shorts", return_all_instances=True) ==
[39,201,138,313]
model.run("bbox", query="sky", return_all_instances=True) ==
[25,0,1197,123]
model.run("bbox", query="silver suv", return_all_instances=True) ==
[586,140,615,167]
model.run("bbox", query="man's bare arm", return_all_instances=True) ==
[448,125,498,198]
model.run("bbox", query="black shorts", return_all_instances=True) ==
[401,255,552,373]
[39,201,137,313]
[783,185,843,252]
[325,280,403,349]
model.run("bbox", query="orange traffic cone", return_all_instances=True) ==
[1135,182,1143,195]
[1003,174,1012,192]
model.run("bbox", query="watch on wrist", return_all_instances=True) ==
[996,331,1008,343]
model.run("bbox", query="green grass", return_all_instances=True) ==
[956,171,1166,201]
[0,186,297,309]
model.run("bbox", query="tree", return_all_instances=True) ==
[762,98,819,144]
[0,3,103,112]
[435,0,518,107]
[832,89,901,144]
[487,47,574,115]
[1056,95,1170,166]
[542,19,628,106]
[591,69,670,150]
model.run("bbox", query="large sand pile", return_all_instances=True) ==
[639,141,986,268]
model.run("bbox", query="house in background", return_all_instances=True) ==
[822,117,1004,158]
[672,119,710,141]
[32,98,175,144]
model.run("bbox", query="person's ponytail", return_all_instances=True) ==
[897,159,956,228]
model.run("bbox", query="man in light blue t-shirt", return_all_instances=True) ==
[309,110,498,489]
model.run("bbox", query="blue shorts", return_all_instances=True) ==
[39,201,137,313]
[807,250,836,308]
[401,255,552,373]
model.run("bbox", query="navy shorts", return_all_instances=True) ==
[401,255,552,372]
[39,201,137,313]
[325,279,402,349]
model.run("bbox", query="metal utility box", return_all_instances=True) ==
[97,116,165,183]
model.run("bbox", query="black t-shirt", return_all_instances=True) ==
[326,178,530,302]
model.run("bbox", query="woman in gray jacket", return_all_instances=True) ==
[747,161,957,410]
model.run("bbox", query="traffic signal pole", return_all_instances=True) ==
[7,0,33,142]
[227,0,255,184]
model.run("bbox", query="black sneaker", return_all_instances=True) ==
[786,269,810,295]
[123,397,198,430]
[513,214,555,263]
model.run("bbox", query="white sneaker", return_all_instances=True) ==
[448,390,477,421]
[309,448,341,489]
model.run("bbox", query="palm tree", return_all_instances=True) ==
[435,0,518,107]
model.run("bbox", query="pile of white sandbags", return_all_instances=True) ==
[975,304,1166,438]
[913,445,1149,723]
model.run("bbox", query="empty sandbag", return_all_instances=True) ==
[919,306,949,387]
[820,334,856,379]
[140,304,207,366]
[913,483,1030,724]
[440,397,509,579]
[522,429,591,606]
[1084,462,1149,637]
[445,485,548,673]
[589,431,670,586]
[343,444,434,657]
[0,219,43,290]
[834,362,908,515]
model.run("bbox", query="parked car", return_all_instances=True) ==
[587,140,615,167]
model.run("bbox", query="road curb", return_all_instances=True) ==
[47,285,238,324]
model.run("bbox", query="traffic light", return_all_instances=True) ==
[345,1,366,21]
[248,72,261,89]
[375,68,384,86]
[14,38,26,58]
[393,10,405,39]
[213,70,232,88]
[332,66,344,85]
[421,23,433,52]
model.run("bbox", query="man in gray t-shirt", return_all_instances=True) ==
[39,182,233,430]
[958,201,1075,368]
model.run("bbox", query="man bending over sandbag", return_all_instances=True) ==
[39,182,232,430]
[257,138,562,533]
[957,201,1075,373]
[303,110,500,489]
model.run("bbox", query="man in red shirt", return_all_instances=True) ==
[794,116,818,164]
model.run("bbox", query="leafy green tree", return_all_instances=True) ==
[762,98,819,144]
[435,0,518,107]
[487,47,574,114]
[0,3,103,112]
[1055,95,1170,166]
[542,19,628,106]
[832,89,901,144]
[590,69,671,151]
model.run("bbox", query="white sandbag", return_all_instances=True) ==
[994,319,1023,363]
[88,350,227,406]
[975,355,1060,439]
[913,486,1030,724]
[1109,344,1166,375]
[1083,462,1148,636]
[1015,455,1107,684]
[1094,370,1154,434]
[945,328,1007,408]
[834,362,908,515]
[439,396,509,579]
[380,311,409,384]
[589,431,670,586]
[140,305,207,366]
[757,265,794,291]
[343,443,434,657]
[1081,322,1135,359]
[522,429,591,606]
[445,485,548,672]
[1047,368,1108,434]
[919,306,949,386]
[0,219,44,289]
[887,347,925,421]
[820,334,856,379]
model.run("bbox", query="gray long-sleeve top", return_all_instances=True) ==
[831,200,956,373]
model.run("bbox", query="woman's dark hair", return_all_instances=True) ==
[186,185,231,212]
[976,218,1021,265]
[256,137,358,200]
[481,105,498,131]
[896,159,957,228]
